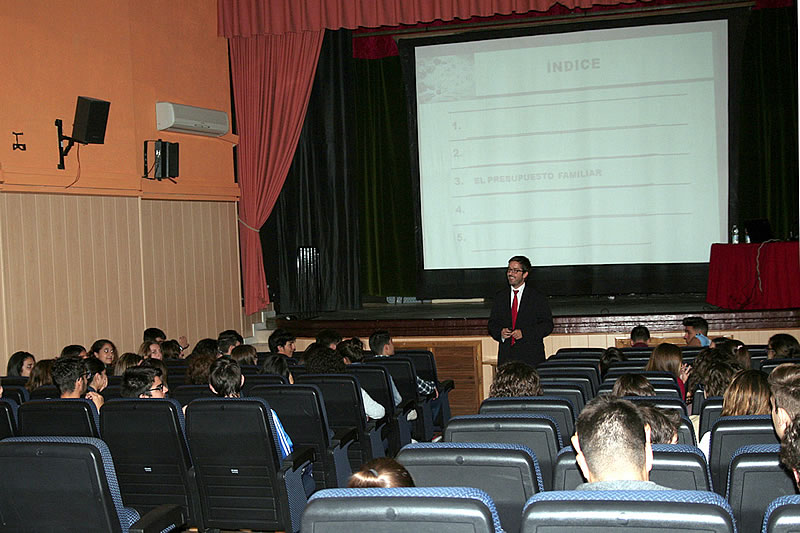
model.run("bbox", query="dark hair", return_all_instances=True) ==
[219,329,244,344]
[508,255,532,272]
[88,339,118,364]
[268,328,296,353]
[347,458,415,488]
[489,361,542,397]
[600,347,626,377]
[160,340,183,360]
[316,329,342,348]
[121,366,161,398]
[112,353,143,376]
[576,395,648,478]
[721,369,771,417]
[637,405,680,444]
[682,316,709,335]
[612,374,655,397]
[337,338,365,364]
[780,414,800,483]
[59,345,86,358]
[645,343,682,381]
[26,359,55,392]
[630,326,651,343]
[704,358,739,397]
[304,345,346,374]
[259,354,290,380]
[217,332,240,355]
[769,364,800,419]
[209,357,243,397]
[141,358,169,389]
[143,327,166,343]
[84,356,106,384]
[369,330,392,355]
[7,351,34,376]
[191,338,220,358]
[186,353,216,385]
[231,344,257,366]
[769,334,800,359]
[51,356,87,395]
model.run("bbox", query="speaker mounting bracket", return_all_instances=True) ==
[55,119,83,170]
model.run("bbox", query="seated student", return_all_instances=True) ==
[230,344,258,367]
[88,339,118,367]
[60,344,87,358]
[159,339,184,360]
[779,414,800,490]
[259,353,294,383]
[217,331,241,357]
[572,395,669,491]
[769,363,800,439]
[698,368,768,459]
[645,343,691,400]
[600,347,626,378]
[186,353,216,385]
[638,405,680,444]
[347,458,415,488]
[268,328,296,359]
[305,343,386,421]
[612,374,656,397]
[208,357,315,496]
[369,330,438,399]
[316,329,342,351]
[84,356,108,394]
[683,317,711,347]
[630,325,651,348]
[120,366,169,399]
[6,351,35,377]
[714,339,751,370]
[137,341,162,360]
[112,353,143,377]
[489,360,542,397]
[186,338,220,362]
[143,327,166,344]
[768,333,800,360]
[52,356,103,411]
[25,358,55,392]
[338,338,402,408]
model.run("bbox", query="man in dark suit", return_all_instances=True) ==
[488,255,553,367]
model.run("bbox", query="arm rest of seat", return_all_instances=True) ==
[331,426,357,448]
[282,445,315,471]
[128,504,187,533]
[395,399,416,416]
[438,379,455,393]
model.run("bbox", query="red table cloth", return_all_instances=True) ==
[707,242,800,310]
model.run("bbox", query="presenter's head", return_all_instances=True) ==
[507,255,531,289]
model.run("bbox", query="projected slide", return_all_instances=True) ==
[415,20,728,270]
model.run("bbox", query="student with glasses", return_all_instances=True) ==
[120,366,169,399]
[52,356,105,411]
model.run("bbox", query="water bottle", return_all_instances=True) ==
[731,225,739,244]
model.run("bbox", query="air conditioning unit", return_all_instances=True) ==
[155,102,229,137]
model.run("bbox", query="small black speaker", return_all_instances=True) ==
[71,96,110,144]
[154,140,179,179]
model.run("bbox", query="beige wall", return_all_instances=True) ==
[0,193,242,365]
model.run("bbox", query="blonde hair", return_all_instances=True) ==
[722,369,771,417]
[347,458,415,488]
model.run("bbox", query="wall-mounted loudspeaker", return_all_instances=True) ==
[71,96,111,144]
[154,140,179,179]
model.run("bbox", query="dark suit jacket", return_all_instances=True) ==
[488,285,554,367]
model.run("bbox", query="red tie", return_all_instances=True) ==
[511,289,519,346]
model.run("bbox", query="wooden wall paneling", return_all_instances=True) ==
[34,194,58,354]
[49,195,71,354]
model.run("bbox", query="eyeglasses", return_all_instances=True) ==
[147,383,166,393]
[506,268,524,274]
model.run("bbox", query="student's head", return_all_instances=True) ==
[7,351,35,377]
[347,458,415,488]
[217,332,241,356]
[89,339,118,366]
[682,316,709,345]
[160,339,183,360]
[645,342,682,379]
[209,357,244,398]
[600,347,626,377]
[337,338,365,364]
[715,339,751,369]
[230,344,257,366]
[721,369,771,417]
[268,328,296,356]
[259,353,291,381]
[84,356,108,392]
[572,395,652,483]
[489,361,542,397]
[304,344,346,373]
[137,341,162,360]
[191,338,221,358]
[704,358,739,398]
[780,415,800,489]
[630,325,651,344]
[768,334,800,360]
[769,363,800,438]
[60,344,87,358]
[316,329,342,350]
[112,352,143,376]
[187,353,216,385]
[219,329,244,345]
[638,405,680,444]
[121,366,167,398]
[369,330,393,356]
[612,374,655,397]
[143,327,166,343]
[51,356,88,396]
[25,358,55,392]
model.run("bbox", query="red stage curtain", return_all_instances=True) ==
[230,31,324,314]
[218,0,652,37]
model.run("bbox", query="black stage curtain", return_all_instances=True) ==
[261,30,361,314]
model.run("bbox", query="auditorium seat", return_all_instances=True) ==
[3,384,31,404]
[726,444,797,533]
[0,376,28,387]
[552,347,604,360]
[708,414,780,494]
[537,366,599,397]
[539,381,586,412]
[0,398,17,439]
[303,487,505,533]
[699,396,724,436]
[480,396,576,437]
[522,490,735,532]
[622,395,689,416]
[760,358,800,374]
[18,398,100,438]
[169,384,215,406]
[241,373,287,396]
[28,384,59,400]
[762,495,800,533]
[398,442,541,533]
[396,349,454,430]
[607,360,648,373]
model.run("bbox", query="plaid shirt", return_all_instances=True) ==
[416,375,436,396]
